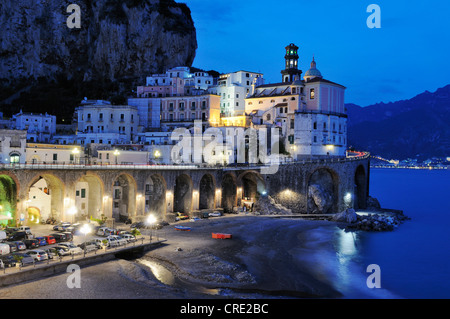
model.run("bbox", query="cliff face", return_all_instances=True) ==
[0,0,197,120]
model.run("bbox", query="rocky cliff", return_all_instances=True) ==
[0,0,197,120]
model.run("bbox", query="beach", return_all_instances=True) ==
[0,215,346,299]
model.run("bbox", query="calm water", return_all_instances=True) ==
[328,168,450,298]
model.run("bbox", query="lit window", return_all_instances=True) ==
[310,88,315,99]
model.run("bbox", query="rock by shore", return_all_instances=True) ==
[345,212,410,232]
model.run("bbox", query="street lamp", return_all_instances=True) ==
[147,214,157,243]
[113,149,120,165]
[80,224,92,257]
[72,148,80,164]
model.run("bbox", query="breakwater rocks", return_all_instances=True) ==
[341,210,411,232]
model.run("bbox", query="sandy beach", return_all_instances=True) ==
[0,215,345,299]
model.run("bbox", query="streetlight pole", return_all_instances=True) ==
[80,224,91,258]
[113,150,120,165]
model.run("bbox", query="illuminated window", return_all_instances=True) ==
[310,88,315,99]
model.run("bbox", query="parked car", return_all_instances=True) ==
[43,235,56,245]
[28,250,49,262]
[18,226,32,234]
[104,236,120,247]
[4,242,18,253]
[61,232,73,241]
[7,231,28,241]
[53,222,71,231]
[24,239,40,249]
[57,242,82,255]
[0,243,10,255]
[175,212,189,221]
[209,211,222,217]
[53,245,71,256]
[190,217,201,222]
[77,241,100,252]
[50,233,67,243]
[201,212,210,219]
[4,227,19,235]
[14,241,26,251]
[96,227,112,236]
[42,248,57,259]
[12,253,34,267]
[35,237,47,246]
[91,238,107,248]
[130,221,145,229]
[120,234,137,242]
[0,255,17,268]
[107,235,128,246]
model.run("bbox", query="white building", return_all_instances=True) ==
[0,129,27,164]
[97,149,150,165]
[25,143,83,164]
[12,111,56,143]
[208,71,264,116]
[75,100,139,145]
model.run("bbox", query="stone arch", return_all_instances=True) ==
[221,172,237,213]
[238,170,266,202]
[354,165,367,210]
[174,174,193,215]
[27,173,65,222]
[144,174,167,219]
[75,173,105,220]
[199,173,216,210]
[0,173,18,226]
[111,173,137,222]
[306,167,339,214]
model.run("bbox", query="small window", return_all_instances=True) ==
[310,88,315,99]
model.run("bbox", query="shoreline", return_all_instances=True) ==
[0,214,391,299]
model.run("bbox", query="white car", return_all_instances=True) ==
[107,235,128,246]
[104,236,120,247]
[92,238,107,248]
[58,242,83,255]
[190,217,201,222]
[96,227,112,236]
[120,234,137,242]
[209,211,222,217]
[28,250,48,261]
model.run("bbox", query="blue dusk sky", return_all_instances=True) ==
[184,0,450,106]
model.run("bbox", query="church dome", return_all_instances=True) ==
[304,57,322,80]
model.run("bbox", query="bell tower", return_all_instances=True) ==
[281,43,302,83]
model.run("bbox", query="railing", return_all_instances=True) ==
[0,152,370,171]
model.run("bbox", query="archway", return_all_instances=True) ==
[307,168,339,214]
[112,174,137,222]
[27,207,41,224]
[239,171,266,202]
[354,165,367,210]
[75,174,104,220]
[174,174,193,215]
[145,174,167,219]
[0,174,18,226]
[221,173,237,213]
[199,174,215,210]
[27,174,64,223]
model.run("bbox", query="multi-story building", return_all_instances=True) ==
[12,111,56,143]
[208,71,264,116]
[75,100,139,145]
[0,129,27,164]
[160,94,221,131]
[25,143,83,164]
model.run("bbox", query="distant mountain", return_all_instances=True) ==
[347,85,450,160]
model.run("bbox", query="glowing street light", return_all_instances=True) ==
[80,223,92,257]
[113,149,120,165]
[147,214,157,242]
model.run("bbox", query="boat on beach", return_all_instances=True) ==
[212,232,232,239]
[175,226,191,231]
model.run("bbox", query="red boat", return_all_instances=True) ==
[175,226,191,231]
[212,233,232,239]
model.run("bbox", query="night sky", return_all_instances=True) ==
[184,0,450,106]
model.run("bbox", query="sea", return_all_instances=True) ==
[316,168,450,299]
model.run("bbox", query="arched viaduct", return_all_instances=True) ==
[0,154,370,225]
